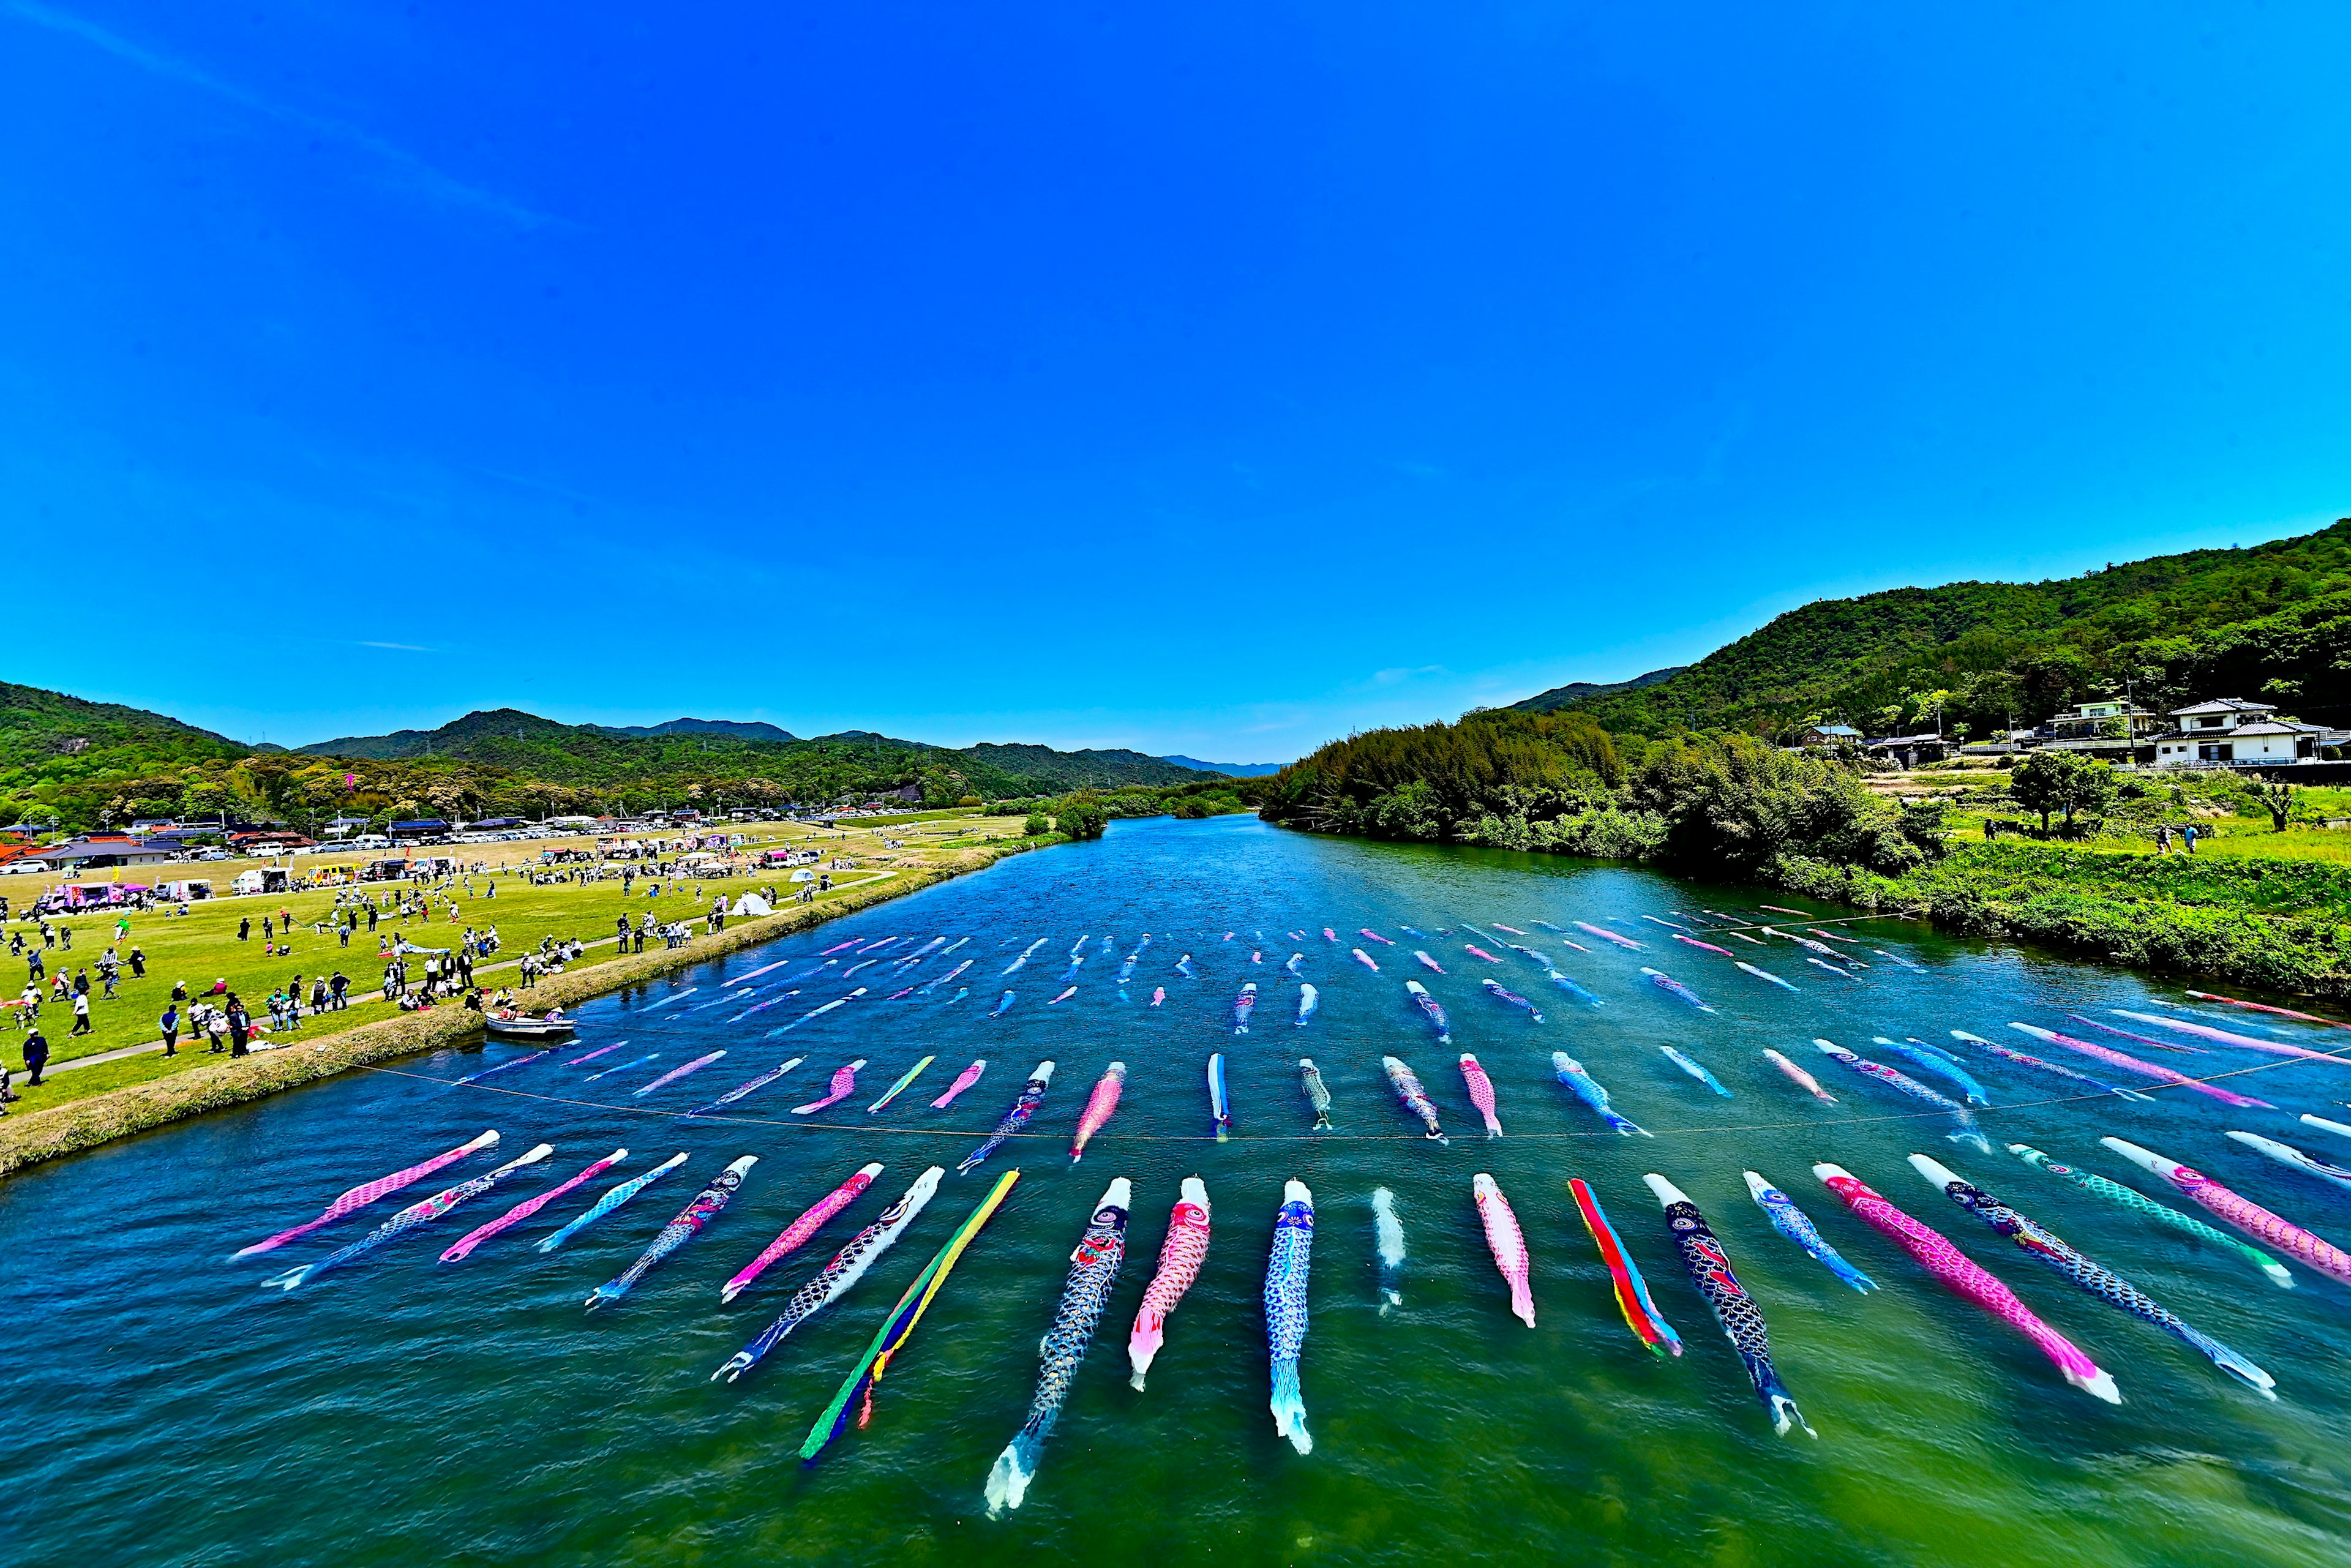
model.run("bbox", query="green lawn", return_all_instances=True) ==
[1,812,1029,1116]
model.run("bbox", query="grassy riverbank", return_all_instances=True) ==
[0,814,1062,1170]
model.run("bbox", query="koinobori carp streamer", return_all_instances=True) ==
[585,1155,757,1310]
[721,1161,884,1304]
[1403,980,1451,1043]
[866,1056,936,1114]
[959,1062,1056,1174]
[1459,1053,1505,1137]
[792,1059,869,1116]
[1645,1174,1815,1436]
[1129,1177,1212,1390]
[1068,1062,1127,1163]
[1552,1052,1648,1136]
[931,1059,987,1109]
[2004,1024,2273,1109]
[1473,1173,1535,1326]
[1944,1033,2151,1103]
[985,1177,1132,1514]
[1264,1179,1317,1454]
[1813,1039,1989,1152]
[1570,1178,1682,1357]
[1742,1171,1873,1293]
[1811,1163,2118,1403]
[1662,1045,1734,1098]
[536,1152,689,1251]
[1480,978,1545,1023]
[1761,1049,1837,1105]
[2226,1130,2351,1194]
[235,1129,500,1258]
[1298,1058,1333,1130]
[1875,1038,1990,1106]
[1641,968,1717,1014]
[1382,1055,1447,1141]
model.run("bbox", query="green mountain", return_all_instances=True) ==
[591,718,797,742]
[0,683,251,827]
[1523,519,2351,740]
[1509,666,1686,715]
[293,709,1202,797]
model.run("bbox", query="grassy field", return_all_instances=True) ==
[1,812,1033,1116]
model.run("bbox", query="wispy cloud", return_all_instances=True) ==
[355,640,434,653]
[1369,664,1448,687]
[6,1,557,227]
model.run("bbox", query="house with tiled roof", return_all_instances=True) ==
[2151,698,2327,768]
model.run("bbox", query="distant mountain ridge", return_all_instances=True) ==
[1508,667,1687,715]
[1160,755,1281,778]
[591,718,796,742]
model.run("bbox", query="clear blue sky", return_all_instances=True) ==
[6,4,2346,762]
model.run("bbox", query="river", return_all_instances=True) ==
[4,813,2345,1566]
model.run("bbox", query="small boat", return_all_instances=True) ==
[484,1015,578,1043]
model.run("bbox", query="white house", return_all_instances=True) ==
[2151,698,2326,768]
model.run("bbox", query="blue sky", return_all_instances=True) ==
[6,4,2346,762]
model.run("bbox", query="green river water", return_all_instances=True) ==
[4,814,2347,1566]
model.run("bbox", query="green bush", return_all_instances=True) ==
[1023,812,1049,836]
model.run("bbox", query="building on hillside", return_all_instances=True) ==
[2033,700,2163,765]
[1861,733,1951,767]
[1791,723,1862,748]
[2151,698,2328,768]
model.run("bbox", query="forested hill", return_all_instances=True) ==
[0,684,246,773]
[1521,519,2351,741]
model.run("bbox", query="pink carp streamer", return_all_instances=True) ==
[234,1130,498,1258]
[1812,1164,2119,1403]
[2003,1024,2273,1109]
[2102,1138,2351,1289]
[440,1148,629,1262]
[793,1058,869,1115]
[1762,1049,1837,1105]
[2112,1009,2351,1067]
[2186,989,2350,1029]
[1474,1173,1535,1326]
[1575,921,1644,951]
[721,1161,885,1303]
[1359,928,1395,945]
[1128,1177,1213,1389]
[634,1049,727,1097]
[1069,1062,1128,1162]
[932,1059,988,1108]
[820,937,863,955]
[1463,943,1501,964]
[1673,934,1735,958]
[1459,1053,1504,1137]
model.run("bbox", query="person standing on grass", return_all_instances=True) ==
[239,915,250,942]
[330,970,348,1010]
[160,1002,180,1057]
[70,991,91,1037]
[129,945,145,978]
[310,975,328,1015]
[2184,823,2198,853]
[23,1027,48,1086]
[226,996,250,1057]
